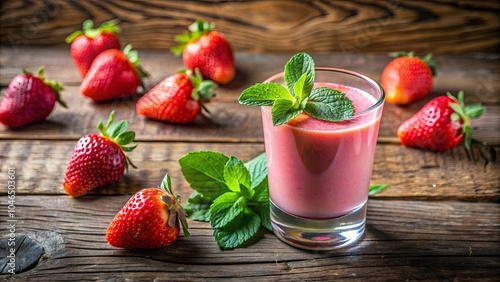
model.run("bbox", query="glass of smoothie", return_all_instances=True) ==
[261,67,384,250]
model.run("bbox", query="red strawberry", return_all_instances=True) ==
[136,69,216,123]
[381,51,436,105]
[80,45,149,102]
[397,91,485,151]
[0,68,67,129]
[106,173,190,249]
[63,111,137,197]
[172,19,235,85]
[66,19,121,78]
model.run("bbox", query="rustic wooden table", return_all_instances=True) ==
[0,47,499,281]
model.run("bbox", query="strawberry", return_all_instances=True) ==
[172,19,235,85]
[63,111,137,197]
[136,69,216,123]
[397,91,485,151]
[0,68,67,129]
[80,45,149,102]
[381,51,436,105]
[106,173,190,249]
[66,19,121,78]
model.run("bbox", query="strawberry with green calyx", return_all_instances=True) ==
[106,173,190,249]
[397,91,485,151]
[0,68,67,129]
[66,19,121,78]
[80,44,149,102]
[136,68,217,124]
[63,111,138,197]
[172,19,235,85]
[381,51,436,105]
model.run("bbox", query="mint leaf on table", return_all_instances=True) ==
[183,191,212,221]
[369,184,389,196]
[179,151,230,201]
[179,151,270,249]
[239,52,354,126]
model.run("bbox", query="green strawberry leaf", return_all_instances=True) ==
[96,111,138,169]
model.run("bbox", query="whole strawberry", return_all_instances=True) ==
[106,173,190,249]
[136,69,216,123]
[80,45,149,102]
[397,91,485,151]
[66,19,121,78]
[0,68,67,129]
[63,111,137,197]
[172,19,235,85]
[381,51,436,105]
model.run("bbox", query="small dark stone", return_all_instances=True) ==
[0,235,44,274]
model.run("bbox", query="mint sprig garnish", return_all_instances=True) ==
[239,52,354,126]
[180,152,270,249]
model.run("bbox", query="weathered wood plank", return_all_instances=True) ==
[1,140,498,201]
[0,0,498,53]
[1,48,499,145]
[0,196,498,281]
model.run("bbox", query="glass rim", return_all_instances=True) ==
[263,67,385,118]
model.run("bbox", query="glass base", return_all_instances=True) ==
[270,200,367,251]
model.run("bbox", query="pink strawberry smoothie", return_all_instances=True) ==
[262,83,382,219]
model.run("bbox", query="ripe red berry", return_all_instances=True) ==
[106,174,190,249]
[381,51,436,105]
[397,91,485,151]
[172,19,235,85]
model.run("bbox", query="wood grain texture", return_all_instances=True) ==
[1,0,499,54]
[1,140,498,201]
[0,196,498,281]
[1,47,499,145]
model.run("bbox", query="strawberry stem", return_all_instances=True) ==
[171,19,214,56]
[97,111,138,170]
[65,18,120,43]
[186,68,217,114]
[160,174,190,237]
[122,44,149,88]
[446,91,485,150]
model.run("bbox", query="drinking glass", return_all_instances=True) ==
[261,68,385,250]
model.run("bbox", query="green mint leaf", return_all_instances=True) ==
[271,98,303,126]
[244,152,267,189]
[213,210,261,249]
[284,52,315,97]
[369,184,389,196]
[223,157,252,194]
[184,192,212,221]
[209,192,246,229]
[250,176,271,231]
[238,83,293,106]
[179,151,230,201]
[304,87,355,122]
[293,73,310,109]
